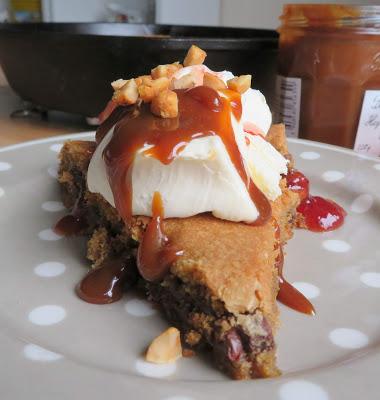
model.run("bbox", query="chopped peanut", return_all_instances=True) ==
[152,77,171,92]
[146,327,182,364]
[138,84,155,103]
[151,62,183,79]
[138,77,170,103]
[183,45,207,67]
[111,79,128,90]
[171,73,197,90]
[112,79,139,105]
[151,89,178,118]
[135,75,153,86]
[203,72,227,90]
[227,75,252,94]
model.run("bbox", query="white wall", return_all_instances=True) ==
[43,0,109,22]
[42,0,154,23]
[156,0,220,26]
[42,0,380,28]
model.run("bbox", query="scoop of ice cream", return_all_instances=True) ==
[88,65,286,223]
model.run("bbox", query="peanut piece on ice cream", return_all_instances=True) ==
[138,77,170,103]
[111,79,128,90]
[227,75,252,94]
[146,327,182,364]
[135,75,153,86]
[151,62,183,79]
[151,89,178,118]
[171,73,197,90]
[203,72,227,90]
[112,79,139,105]
[183,45,207,67]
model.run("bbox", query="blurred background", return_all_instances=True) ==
[1,0,376,91]
[0,0,377,27]
[0,0,378,152]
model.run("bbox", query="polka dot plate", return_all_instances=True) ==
[0,133,379,400]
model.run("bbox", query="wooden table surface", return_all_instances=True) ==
[0,86,90,147]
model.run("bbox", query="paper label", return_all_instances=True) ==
[354,90,380,157]
[275,75,302,138]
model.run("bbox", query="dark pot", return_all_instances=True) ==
[0,23,278,117]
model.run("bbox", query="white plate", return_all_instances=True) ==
[0,133,379,399]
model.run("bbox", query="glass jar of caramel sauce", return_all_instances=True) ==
[276,4,380,155]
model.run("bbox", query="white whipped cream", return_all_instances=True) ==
[87,66,288,223]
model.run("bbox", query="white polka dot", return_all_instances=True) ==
[49,143,63,153]
[34,262,66,277]
[322,240,351,253]
[28,305,66,326]
[0,187,4,197]
[163,397,194,400]
[292,282,320,299]
[23,344,63,362]
[279,380,328,400]
[42,201,65,212]
[125,298,157,317]
[360,272,380,288]
[0,161,11,171]
[47,166,58,178]
[300,151,320,160]
[373,164,380,171]
[135,358,176,378]
[329,328,368,349]
[322,170,345,182]
[38,228,62,241]
[350,194,374,214]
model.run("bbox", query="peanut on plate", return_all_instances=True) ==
[146,327,182,364]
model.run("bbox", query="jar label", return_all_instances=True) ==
[274,75,302,138]
[354,91,380,157]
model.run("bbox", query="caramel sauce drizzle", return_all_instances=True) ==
[274,221,315,316]
[54,190,88,236]
[96,104,137,145]
[76,257,136,304]
[276,247,316,316]
[137,192,183,282]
